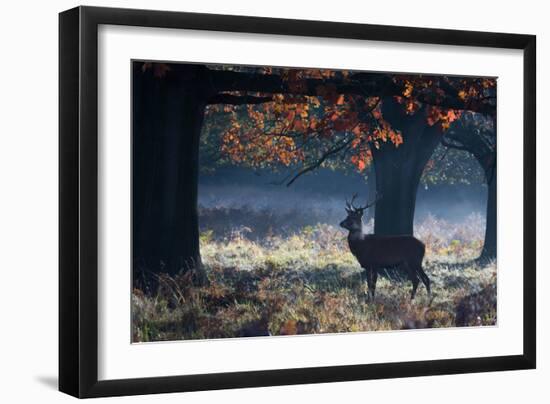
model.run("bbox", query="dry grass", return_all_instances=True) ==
[132,214,496,342]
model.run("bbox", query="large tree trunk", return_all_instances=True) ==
[372,152,423,235]
[365,166,376,223]
[442,122,497,262]
[372,98,441,236]
[133,65,210,284]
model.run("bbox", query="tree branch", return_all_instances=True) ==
[286,139,351,186]
[207,94,273,105]
[441,136,470,152]
[208,69,496,115]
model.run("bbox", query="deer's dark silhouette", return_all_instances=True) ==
[340,194,431,300]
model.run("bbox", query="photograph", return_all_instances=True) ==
[131,61,498,342]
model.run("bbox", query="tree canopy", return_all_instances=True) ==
[195,64,496,185]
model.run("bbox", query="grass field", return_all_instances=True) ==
[132,213,496,342]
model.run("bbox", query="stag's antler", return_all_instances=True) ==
[345,193,357,213]
[345,199,351,212]
[346,193,382,213]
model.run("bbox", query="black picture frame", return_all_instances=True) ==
[59,5,536,398]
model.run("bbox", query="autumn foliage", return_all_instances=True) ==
[200,66,496,179]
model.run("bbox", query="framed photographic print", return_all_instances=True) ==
[59,6,536,398]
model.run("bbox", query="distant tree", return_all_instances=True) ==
[421,144,485,187]
[440,113,496,260]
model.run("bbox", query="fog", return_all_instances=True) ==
[198,167,487,238]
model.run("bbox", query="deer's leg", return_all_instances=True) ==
[359,269,368,301]
[371,269,378,299]
[410,277,419,300]
[416,265,431,297]
[403,261,419,300]
[365,267,376,301]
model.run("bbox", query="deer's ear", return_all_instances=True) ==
[345,208,351,214]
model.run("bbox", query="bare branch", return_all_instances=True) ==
[286,139,350,186]
[207,94,273,105]
[209,69,495,115]
[441,136,470,152]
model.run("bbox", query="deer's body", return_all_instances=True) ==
[341,195,431,300]
[347,233,425,269]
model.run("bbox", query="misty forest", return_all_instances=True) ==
[132,62,497,342]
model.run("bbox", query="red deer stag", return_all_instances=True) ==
[340,194,431,301]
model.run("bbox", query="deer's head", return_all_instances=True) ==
[339,193,381,232]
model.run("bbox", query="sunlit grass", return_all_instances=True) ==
[132,214,496,342]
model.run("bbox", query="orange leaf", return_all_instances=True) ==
[402,82,414,98]
[280,320,297,335]
[293,119,305,132]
